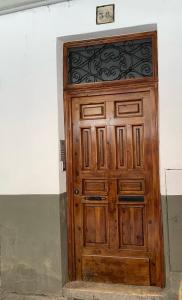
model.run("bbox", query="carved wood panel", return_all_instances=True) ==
[116,126,127,169]
[133,125,144,168]
[81,103,105,120]
[96,127,107,169]
[115,99,143,118]
[118,205,145,247]
[82,255,150,285]
[70,85,163,287]
[82,180,108,195]
[118,179,145,195]
[83,205,108,245]
[81,128,92,169]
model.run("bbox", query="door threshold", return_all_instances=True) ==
[63,281,168,300]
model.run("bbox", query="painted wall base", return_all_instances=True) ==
[0,194,181,299]
[161,195,182,299]
[0,194,67,296]
[2,293,65,300]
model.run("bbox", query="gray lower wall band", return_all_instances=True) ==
[0,194,181,298]
[0,194,66,296]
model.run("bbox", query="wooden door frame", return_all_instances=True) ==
[63,31,164,287]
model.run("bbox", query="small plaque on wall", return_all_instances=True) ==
[96,4,115,25]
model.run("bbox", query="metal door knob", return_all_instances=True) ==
[74,188,79,195]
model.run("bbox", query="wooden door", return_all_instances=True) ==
[66,84,163,286]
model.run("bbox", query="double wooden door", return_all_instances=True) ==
[67,84,163,287]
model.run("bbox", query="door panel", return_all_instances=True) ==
[81,128,92,169]
[80,103,106,120]
[118,205,145,247]
[82,255,150,285]
[116,126,127,168]
[71,87,161,286]
[133,125,144,168]
[115,99,143,118]
[83,205,108,245]
[118,179,145,195]
[96,127,107,169]
[82,179,108,195]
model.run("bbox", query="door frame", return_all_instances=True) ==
[63,31,164,287]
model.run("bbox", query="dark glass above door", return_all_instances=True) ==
[67,37,153,84]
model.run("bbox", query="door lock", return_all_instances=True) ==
[74,188,79,195]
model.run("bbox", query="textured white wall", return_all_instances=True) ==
[165,170,182,195]
[0,0,182,194]
[0,0,68,15]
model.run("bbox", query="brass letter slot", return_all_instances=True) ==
[118,195,144,202]
[85,196,105,201]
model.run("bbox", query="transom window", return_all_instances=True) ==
[67,37,153,85]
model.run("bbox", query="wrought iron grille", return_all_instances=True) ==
[68,38,153,84]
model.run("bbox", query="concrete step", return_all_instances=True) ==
[63,281,168,300]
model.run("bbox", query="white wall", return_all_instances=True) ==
[0,0,182,194]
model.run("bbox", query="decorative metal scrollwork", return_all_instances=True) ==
[68,38,153,84]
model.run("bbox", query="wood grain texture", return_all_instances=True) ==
[83,205,108,245]
[118,179,145,195]
[82,255,150,285]
[119,205,144,247]
[63,31,164,287]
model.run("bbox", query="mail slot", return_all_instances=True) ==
[118,195,144,202]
